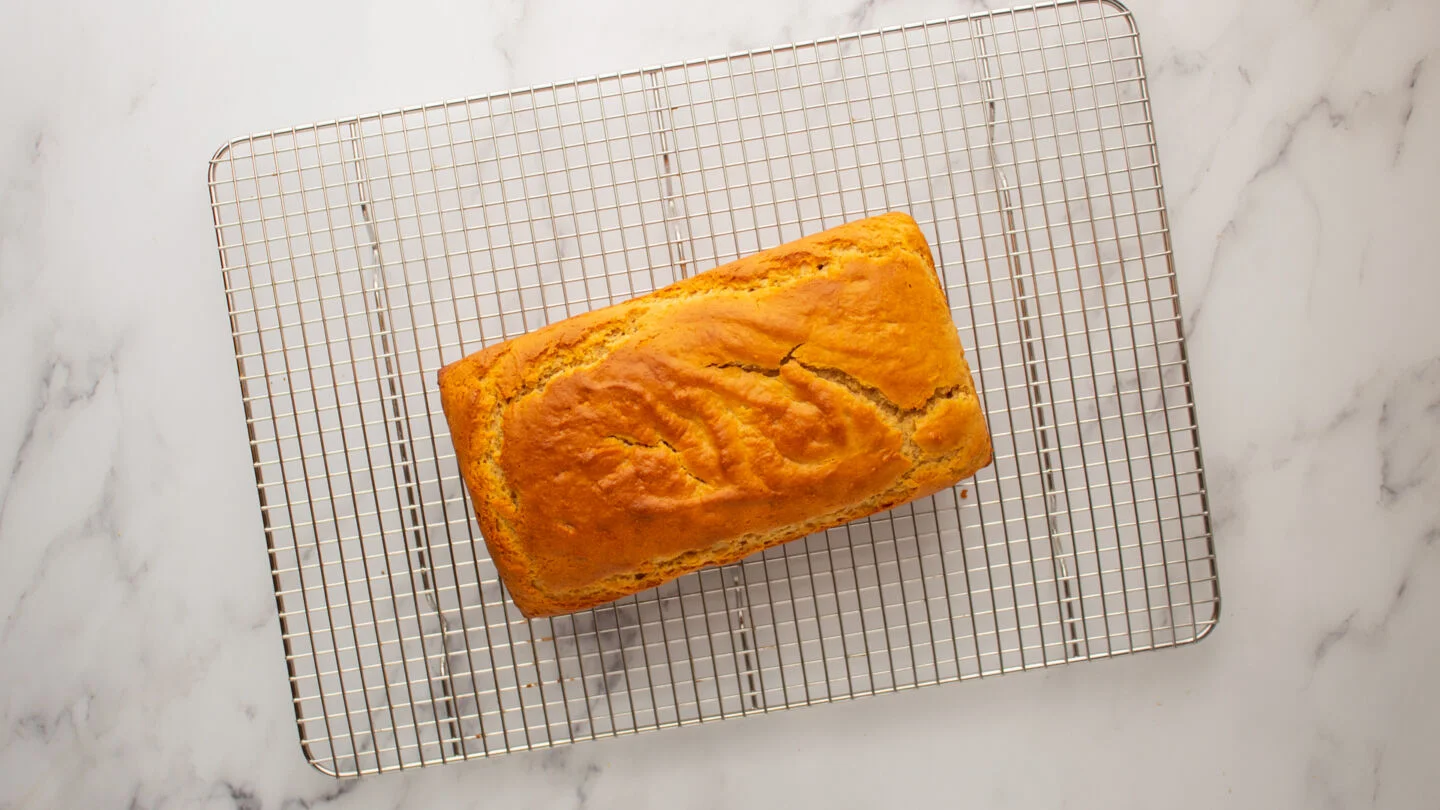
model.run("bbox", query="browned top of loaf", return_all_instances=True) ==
[438,212,991,616]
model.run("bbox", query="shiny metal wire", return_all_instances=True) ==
[208,0,1218,777]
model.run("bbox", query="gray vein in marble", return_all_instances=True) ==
[0,126,47,316]
[0,338,162,661]
[1254,99,1349,180]
[1371,748,1386,806]
[1297,175,1325,310]
[1377,357,1440,504]
[4,689,93,758]
[1311,524,1434,670]
[575,761,602,807]
[1,346,122,525]
[1187,126,1321,333]
[1311,610,1356,666]
[1183,36,1433,338]
[491,0,530,88]
[1310,357,1440,671]
[218,781,262,810]
[1151,49,1207,78]
[1392,55,1426,164]
[846,0,879,29]
[127,78,158,116]
[277,778,358,810]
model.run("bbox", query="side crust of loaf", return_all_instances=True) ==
[439,212,992,617]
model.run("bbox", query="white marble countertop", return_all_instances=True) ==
[2,0,1438,806]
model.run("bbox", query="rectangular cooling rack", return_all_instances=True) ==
[209,0,1218,777]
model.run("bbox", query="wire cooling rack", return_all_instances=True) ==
[209,0,1218,777]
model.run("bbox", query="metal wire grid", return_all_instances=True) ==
[208,0,1217,776]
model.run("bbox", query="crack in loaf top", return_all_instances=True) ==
[438,212,990,614]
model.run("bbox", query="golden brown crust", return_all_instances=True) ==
[439,212,993,617]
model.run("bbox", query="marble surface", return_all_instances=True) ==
[2,0,1438,806]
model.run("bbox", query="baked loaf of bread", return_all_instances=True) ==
[439,212,992,617]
